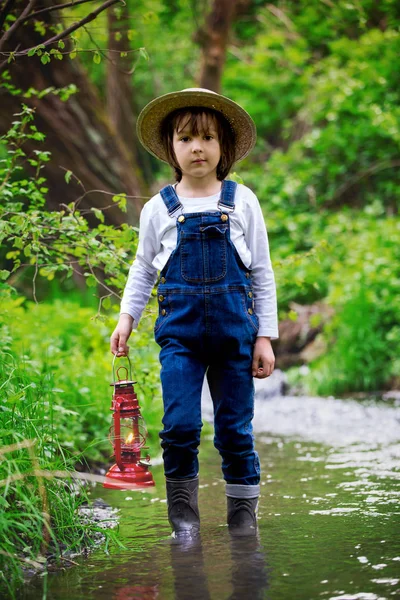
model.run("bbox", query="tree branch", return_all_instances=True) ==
[0,0,17,32]
[22,0,100,23]
[328,159,400,205]
[0,0,123,57]
[0,0,37,52]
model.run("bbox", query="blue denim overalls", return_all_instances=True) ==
[155,180,261,488]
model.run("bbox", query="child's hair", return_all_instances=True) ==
[161,107,236,182]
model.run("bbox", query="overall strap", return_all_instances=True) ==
[218,179,237,212]
[160,185,183,217]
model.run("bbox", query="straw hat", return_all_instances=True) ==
[136,88,256,164]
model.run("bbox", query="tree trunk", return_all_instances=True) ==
[194,0,238,93]
[106,3,153,186]
[0,0,145,225]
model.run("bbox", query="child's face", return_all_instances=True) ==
[172,112,221,181]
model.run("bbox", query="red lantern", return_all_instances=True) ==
[103,356,155,490]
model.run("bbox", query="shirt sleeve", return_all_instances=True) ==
[120,201,159,329]
[244,189,279,339]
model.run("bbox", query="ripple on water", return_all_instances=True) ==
[252,395,400,447]
[328,594,388,600]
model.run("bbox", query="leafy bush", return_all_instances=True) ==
[307,284,398,396]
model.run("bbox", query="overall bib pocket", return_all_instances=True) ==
[180,225,227,283]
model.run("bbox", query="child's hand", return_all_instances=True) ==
[110,313,134,356]
[252,337,275,379]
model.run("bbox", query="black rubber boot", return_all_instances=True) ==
[166,476,200,540]
[227,496,258,537]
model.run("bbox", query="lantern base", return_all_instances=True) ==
[103,462,155,490]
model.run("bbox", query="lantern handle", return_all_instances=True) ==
[112,353,133,385]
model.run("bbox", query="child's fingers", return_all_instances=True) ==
[116,332,130,356]
[110,331,119,355]
[110,331,130,355]
[252,352,261,377]
[117,344,129,356]
[253,356,275,379]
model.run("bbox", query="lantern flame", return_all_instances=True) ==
[125,432,135,444]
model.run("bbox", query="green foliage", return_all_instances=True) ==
[0,104,137,306]
[230,26,400,215]
[0,288,163,461]
[223,3,400,393]
[2,0,400,399]
[0,90,162,596]
[0,287,163,596]
[307,282,399,396]
[305,213,400,395]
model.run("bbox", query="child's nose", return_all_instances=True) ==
[191,137,204,151]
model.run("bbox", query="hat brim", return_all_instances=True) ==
[136,89,256,164]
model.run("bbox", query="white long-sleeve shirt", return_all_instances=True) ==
[120,183,279,339]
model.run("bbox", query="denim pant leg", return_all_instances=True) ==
[207,358,260,486]
[158,338,206,479]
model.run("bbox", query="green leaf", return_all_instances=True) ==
[139,47,149,61]
[6,251,20,262]
[113,6,122,19]
[92,208,105,223]
[70,51,77,60]
[64,170,72,184]
[6,390,26,404]
[229,172,244,185]
[0,269,10,281]
[34,20,46,36]
[102,297,112,310]
[58,40,65,49]
[93,52,101,64]
[40,53,50,65]
[84,274,97,288]
[112,193,127,213]
[143,12,159,24]
[37,86,55,99]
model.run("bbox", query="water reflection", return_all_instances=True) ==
[109,534,269,600]
[113,584,159,599]
[227,536,268,600]
[169,537,211,600]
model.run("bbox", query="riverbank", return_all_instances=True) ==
[20,498,119,580]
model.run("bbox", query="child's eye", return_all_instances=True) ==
[204,135,213,140]
[180,136,190,142]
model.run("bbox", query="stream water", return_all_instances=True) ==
[21,384,400,600]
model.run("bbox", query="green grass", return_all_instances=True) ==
[0,355,116,597]
[0,287,164,597]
